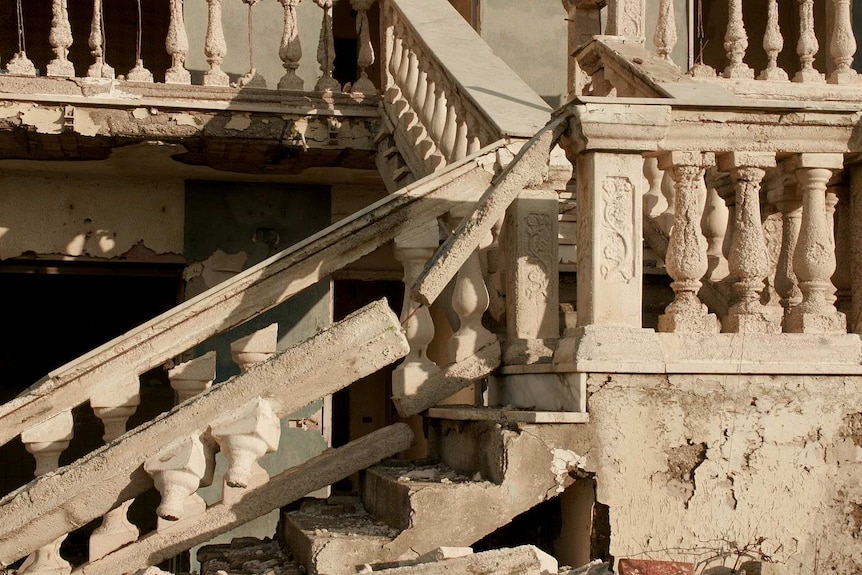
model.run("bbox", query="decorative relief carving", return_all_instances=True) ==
[600,177,634,283]
[524,213,552,309]
[622,0,643,38]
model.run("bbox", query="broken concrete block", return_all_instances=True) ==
[617,559,694,575]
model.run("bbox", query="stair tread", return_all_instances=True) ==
[368,461,484,486]
[285,497,400,540]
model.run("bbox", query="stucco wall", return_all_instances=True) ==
[572,373,862,573]
[0,174,184,260]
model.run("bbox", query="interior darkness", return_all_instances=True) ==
[473,498,563,556]
[0,262,182,565]
[0,0,171,81]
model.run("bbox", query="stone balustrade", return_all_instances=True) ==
[380,0,551,176]
[4,0,380,94]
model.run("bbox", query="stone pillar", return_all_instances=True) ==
[724,0,753,79]
[829,172,852,316]
[785,153,846,332]
[504,189,559,364]
[562,0,602,99]
[19,411,74,575]
[702,169,730,282]
[576,152,643,328]
[88,0,115,79]
[795,0,825,83]
[657,151,718,333]
[607,0,646,43]
[759,0,788,81]
[352,0,377,94]
[46,0,74,77]
[165,0,190,84]
[717,152,780,333]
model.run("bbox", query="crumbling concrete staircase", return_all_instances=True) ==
[284,418,583,575]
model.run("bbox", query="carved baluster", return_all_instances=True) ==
[351,0,377,94]
[702,169,730,281]
[127,0,153,82]
[7,0,35,75]
[145,435,208,522]
[466,113,482,155]
[759,0,788,81]
[643,157,667,221]
[829,0,859,84]
[439,98,459,162]
[657,151,719,333]
[210,397,280,492]
[452,101,469,162]
[407,64,429,139]
[417,69,441,167]
[203,0,230,86]
[89,375,141,560]
[385,20,405,104]
[278,0,304,90]
[400,48,421,132]
[169,352,217,403]
[86,0,113,78]
[315,0,341,92]
[654,0,677,62]
[716,153,780,332]
[237,0,266,87]
[430,84,448,153]
[786,153,846,332]
[794,0,824,83]
[827,174,851,314]
[47,0,74,77]
[393,222,439,456]
[165,0,190,84]
[770,161,804,318]
[231,324,278,372]
[724,0,753,78]
[446,210,497,363]
[19,411,74,575]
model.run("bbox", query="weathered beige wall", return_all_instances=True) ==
[479,0,569,108]
[0,174,184,260]
[571,373,862,574]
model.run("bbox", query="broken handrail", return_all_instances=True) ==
[0,300,409,565]
[0,141,503,450]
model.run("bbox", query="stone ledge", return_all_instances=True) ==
[553,326,862,375]
[426,406,589,424]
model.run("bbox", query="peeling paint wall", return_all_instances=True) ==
[0,173,184,260]
[574,373,862,574]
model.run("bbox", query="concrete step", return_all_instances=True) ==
[283,497,399,575]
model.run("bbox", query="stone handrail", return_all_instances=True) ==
[5,0,379,94]
[380,0,552,176]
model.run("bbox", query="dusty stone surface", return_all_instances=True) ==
[617,559,693,575]
[198,537,298,575]
[369,545,557,574]
[568,373,862,574]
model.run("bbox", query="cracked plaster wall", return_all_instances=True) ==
[572,373,862,574]
[0,173,183,260]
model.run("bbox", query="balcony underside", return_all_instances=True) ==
[0,77,381,176]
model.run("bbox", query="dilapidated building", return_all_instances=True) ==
[0,1,861,574]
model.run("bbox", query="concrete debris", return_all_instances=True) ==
[559,560,611,574]
[366,545,558,574]
[198,537,298,575]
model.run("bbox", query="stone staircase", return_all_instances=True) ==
[284,417,584,575]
